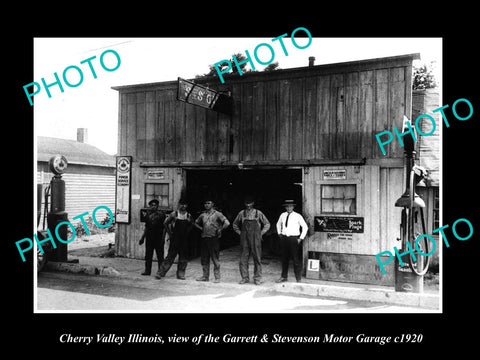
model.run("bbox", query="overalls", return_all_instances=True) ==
[239,210,263,282]
[158,212,191,279]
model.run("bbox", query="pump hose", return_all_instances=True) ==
[42,184,51,230]
[408,169,430,276]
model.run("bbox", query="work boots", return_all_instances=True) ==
[141,260,152,275]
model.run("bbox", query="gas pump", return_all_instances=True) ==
[45,155,69,262]
[394,117,430,292]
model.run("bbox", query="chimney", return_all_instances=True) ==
[77,128,88,143]
[308,56,315,67]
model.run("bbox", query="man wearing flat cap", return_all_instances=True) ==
[139,199,166,276]
[233,196,270,285]
[276,199,308,283]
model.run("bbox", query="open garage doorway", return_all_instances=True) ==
[185,168,303,259]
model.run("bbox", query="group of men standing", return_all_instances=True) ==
[139,196,308,284]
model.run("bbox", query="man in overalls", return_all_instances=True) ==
[156,198,194,280]
[139,199,166,276]
[232,196,270,285]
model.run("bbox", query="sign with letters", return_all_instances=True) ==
[323,169,346,180]
[306,251,394,286]
[115,156,132,224]
[177,77,232,115]
[146,169,165,180]
[314,216,364,233]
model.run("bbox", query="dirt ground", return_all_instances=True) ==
[68,232,115,258]
[68,232,440,291]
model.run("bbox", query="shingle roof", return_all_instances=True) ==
[37,136,115,168]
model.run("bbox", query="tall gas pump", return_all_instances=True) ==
[394,117,430,292]
[46,155,69,262]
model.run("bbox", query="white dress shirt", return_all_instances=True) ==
[276,211,308,239]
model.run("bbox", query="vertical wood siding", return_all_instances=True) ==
[115,56,416,259]
[116,63,412,165]
[115,166,183,259]
[303,165,403,256]
[413,89,440,186]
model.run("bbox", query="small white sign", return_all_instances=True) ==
[147,169,165,180]
[307,259,320,271]
[323,169,346,180]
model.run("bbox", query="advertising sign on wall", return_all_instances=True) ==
[115,156,132,224]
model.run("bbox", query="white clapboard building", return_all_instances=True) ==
[37,128,115,226]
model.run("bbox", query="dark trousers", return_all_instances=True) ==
[280,235,302,281]
[200,236,220,280]
[158,235,188,278]
[239,220,262,281]
[144,236,164,273]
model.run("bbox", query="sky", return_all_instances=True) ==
[33,37,442,155]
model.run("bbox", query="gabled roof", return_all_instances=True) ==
[37,136,115,168]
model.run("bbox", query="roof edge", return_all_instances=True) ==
[111,53,421,92]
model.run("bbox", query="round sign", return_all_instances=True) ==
[49,155,68,175]
[117,157,130,173]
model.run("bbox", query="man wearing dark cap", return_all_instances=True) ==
[275,199,308,283]
[139,199,166,276]
[233,196,270,285]
[194,198,230,283]
[156,198,195,280]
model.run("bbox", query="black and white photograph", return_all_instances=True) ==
[8,20,479,353]
[31,37,443,313]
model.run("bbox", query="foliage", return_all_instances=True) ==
[197,53,280,78]
[69,213,116,237]
[264,61,280,72]
[413,61,438,90]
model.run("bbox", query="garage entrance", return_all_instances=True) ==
[185,168,303,259]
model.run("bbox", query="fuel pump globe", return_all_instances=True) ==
[49,155,68,175]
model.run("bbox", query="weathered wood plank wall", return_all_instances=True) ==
[114,55,417,259]
[115,167,183,259]
[303,165,404,256]
[115,55,415,165]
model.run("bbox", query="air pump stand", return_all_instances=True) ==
[393,120,429,293]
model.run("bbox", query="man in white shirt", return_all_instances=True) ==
[275,199,308,283]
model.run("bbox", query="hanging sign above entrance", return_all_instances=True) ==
[177,77,232,115]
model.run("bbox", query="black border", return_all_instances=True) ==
[8,10,479,355]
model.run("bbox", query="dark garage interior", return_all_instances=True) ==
[185,168,303,258]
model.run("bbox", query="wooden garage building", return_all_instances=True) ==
[112,53,422,285]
